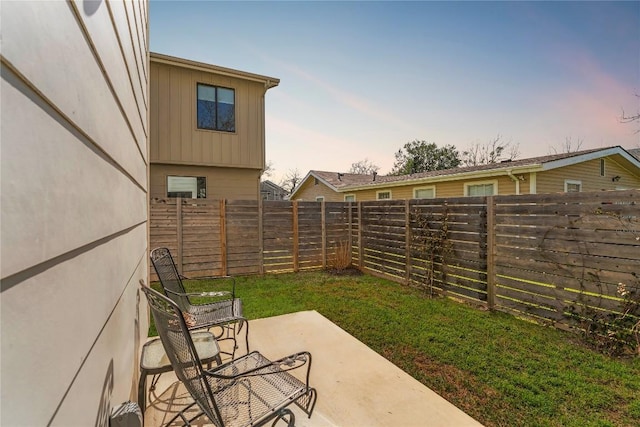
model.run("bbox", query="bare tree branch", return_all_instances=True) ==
[349,158,380,175]
[279,169,302,194]
[460,135,519,166]
[549,137,584,154]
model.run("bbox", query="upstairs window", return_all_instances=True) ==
[197,83,235,132]
[167,176,206,198]
[344,194,356,202]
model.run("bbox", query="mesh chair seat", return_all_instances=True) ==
[207,352,315,427]
[187,298,244,329]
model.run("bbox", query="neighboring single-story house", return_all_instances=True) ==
[290,146,640,201]
[260,180,288,200]
[150,52,279,200]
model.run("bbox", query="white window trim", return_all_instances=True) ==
[464,179,498,197]
[413,185,436,199]
[376,190,392,200]
[344,194,356,202]
[315,196,325,202]
[564,179,582,192]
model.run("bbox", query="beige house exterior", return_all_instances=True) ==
[150,53,279,200]
[291,147,640,202]
[2,0,148,425]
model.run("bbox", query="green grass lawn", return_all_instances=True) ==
[152,271,640,427]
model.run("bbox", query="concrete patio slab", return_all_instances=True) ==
[143,310,483,427]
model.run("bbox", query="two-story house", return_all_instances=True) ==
[150,52,279,200]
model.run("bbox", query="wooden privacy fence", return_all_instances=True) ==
[150,190,640,332]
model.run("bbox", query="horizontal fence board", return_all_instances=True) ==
[150,192,640,346]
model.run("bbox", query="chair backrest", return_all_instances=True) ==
[140,285,224,426]
[150,247,190,312]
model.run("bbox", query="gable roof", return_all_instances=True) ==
[260,180,287,193]
[292,146,640,196]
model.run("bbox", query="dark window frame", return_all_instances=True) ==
[196,83,236,132]
[167,175,207,199]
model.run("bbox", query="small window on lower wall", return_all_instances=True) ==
[564,179,582,193]
[413,186,435,199]
[377,190,391,200]
[344,194,356,202]
[167,176,206,198]
[316,196,325,202]
[465,181,497,196]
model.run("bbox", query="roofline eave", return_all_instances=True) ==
[335,165,545,192]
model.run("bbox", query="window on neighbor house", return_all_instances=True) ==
[564,180,582,193]
[344,194,356,202]
[197,83,235,132]
[466,182,495,196]
[377,191,391,200]
[167,176,206,198]
[413,187,435,199]
[600,159,606,177]
[316,196,325,202]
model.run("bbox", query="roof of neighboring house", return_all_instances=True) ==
[292,146,640,196]
[150,52,280,89]
[260,180,287,193]
[629,148,640,161]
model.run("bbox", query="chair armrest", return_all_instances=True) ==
[205,351,312,387]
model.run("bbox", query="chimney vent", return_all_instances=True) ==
[372,171,378,181]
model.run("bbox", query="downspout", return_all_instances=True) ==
[506,170,520,195]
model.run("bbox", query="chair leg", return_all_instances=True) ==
[163,400,200,426]
[242,319,250,354]
[270,408,295,427]
[294,388,318,418]
[137,370,148,416]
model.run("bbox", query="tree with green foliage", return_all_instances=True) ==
[390,140,460,175]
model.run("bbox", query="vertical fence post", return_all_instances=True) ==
[347,202,353,265]
[176,197,183,275]
[486,195,496,310]
[405,199,411,285]
[258,198,264,275]
[292,200,299,272]
[357,201,364,269]
[321,200,327,269]
[220,199,227,276]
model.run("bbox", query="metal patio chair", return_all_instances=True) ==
[140,284,317,427]
[150,247,248,359]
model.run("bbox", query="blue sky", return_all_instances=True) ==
[150,1,640,183]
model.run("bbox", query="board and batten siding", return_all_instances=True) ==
[150,59,267,169]
[1,1,149,425]
[151,164,262,200]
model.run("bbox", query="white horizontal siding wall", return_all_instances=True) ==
[1,1,149,425]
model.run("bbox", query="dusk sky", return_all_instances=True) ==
[150,1,640,184]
